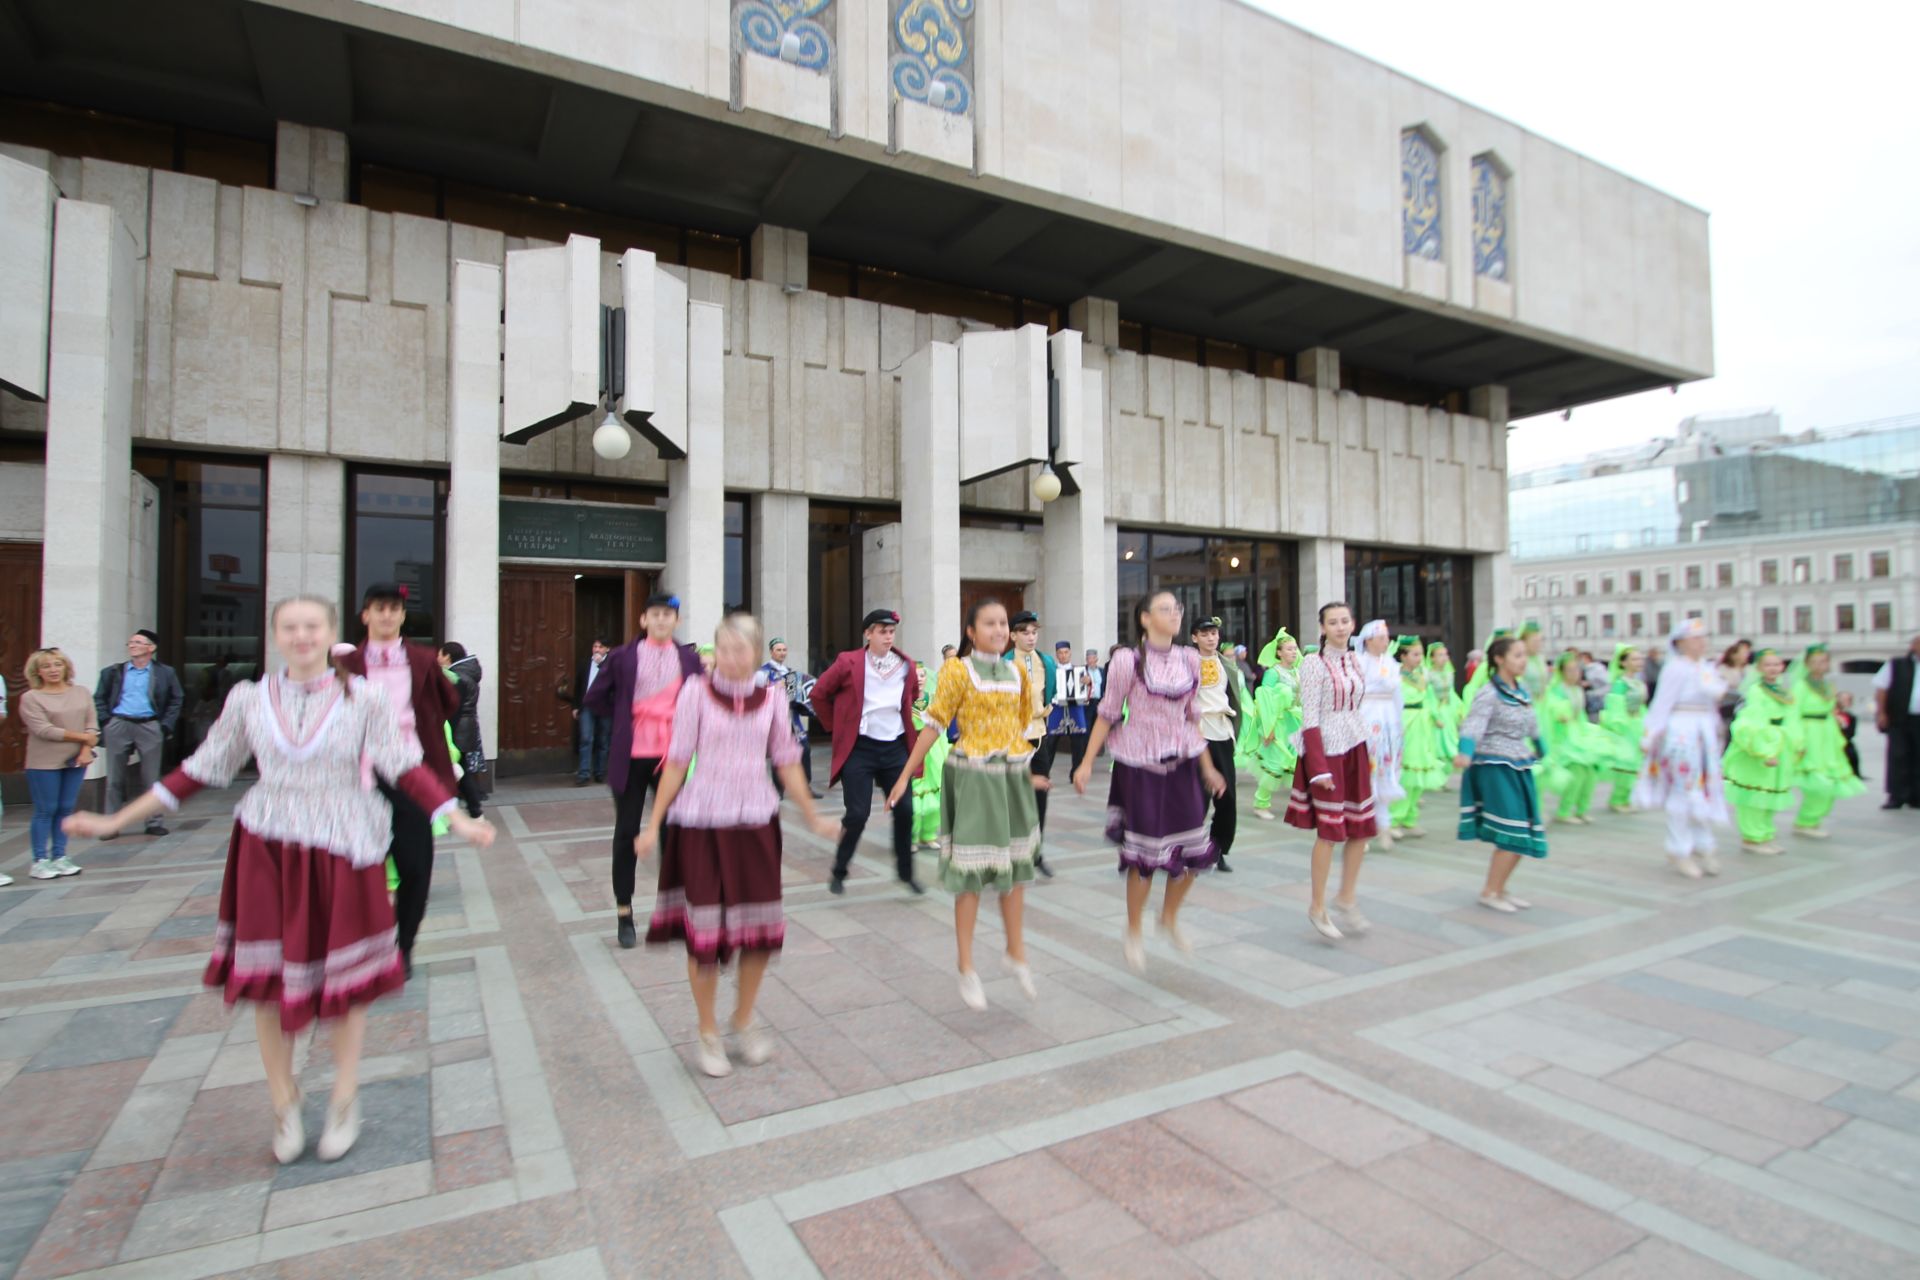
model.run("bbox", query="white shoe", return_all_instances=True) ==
[1502,894,1532,910]
[1741,841,1782,857]
[1794,825,1830,840]
[1331,902,1370,934]
[1004,955,1036,1001]
[29,861,61,880]
[1122,931,1147,973]
[316,1095,360,1162]
[273,1093,306,1164]
[732,1021,773,1067]
[1478,893,1518,913]
[1699,851,1722,876]
[695,1032,732,1078]
[52,856,81,876]
[0,871,12,886]
[1374,830,1395,850]
[1402,825,1426,839]
[1253,808,1276,821]
[957,969,988,1010]
[1159,916,1193,955]
[1308,911,1344,941]
[1670,856,1703,879]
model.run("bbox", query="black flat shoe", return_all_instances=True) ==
[1034,857,1055,880]
[617,915,637,949]
[1883,801,1906,810]
[810,790,825,800]
[574,777,591,788]
[902,878,926,895]
[402,953,414,981]
[1216,857,1234,874]
[828,876,846,896]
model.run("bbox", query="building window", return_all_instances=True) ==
[1628,570,1643,593]
[1687,610,1702,621]
[1549,577,1562,597]
[1684,565,1702,590]
[1656,569,1672,592]
[1656,610,1672,636]
[1761,606,1780,634]
[1836,603,1856,632]
[1716,562,1733,588]
[1573,615,1589,638]
[1524,577,1538,599]
[1791,556,1811,584]
[1793,605,1813,634]
[1574,575,1588,596]
[1343,545,1469,662]
[1760,559,1779,585]
[1630,612,1644,637]
[1117,532,1299,663]
[1551,617,1564,639]
[1401,129,1443,261]
[1834,553,1854,581]
[1600,574,1615,595]
[1601,613,1616,637]
[724,496,750,613]
[1470,154,1510,280]
[1717,608,1735,635]
[349,469,447,643]
[1872,601,1893,631]
[1870,550,1891,578]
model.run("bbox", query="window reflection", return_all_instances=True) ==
[350,470,445,641]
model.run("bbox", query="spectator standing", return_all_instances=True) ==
[1873,635,1920,809]
[21,647,98,878]
[94,629,184,839]
[1581,650,1610,722]
[438,643,488,818]
[570,639,612,786]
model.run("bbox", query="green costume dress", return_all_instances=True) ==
[1599,645,1648,812]
[1724,677,1803,844]
[1428,656,1462,760]
[1390,660,1450,831]
[1788,654,1865,831]
[1250,629,1303,813]
[910,708,952,848]
[1538,672,1637,820]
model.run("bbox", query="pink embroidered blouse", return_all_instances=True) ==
[662,672,801,828]
[630,638,688,759]
[1295,646,1368,780]
[1095,643,1205,766]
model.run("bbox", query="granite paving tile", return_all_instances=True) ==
[1181,1207,1403,1280]
[1226,1076,1429,1167]
[271,1074,431,1190]
[1803,1116,1920,1189]
[1616,973,1895,1052]
[1052,1118,1273,1245]
[1154,1098,1333,1190]
[1601,1056,1848,1146]
[25,995,187,1071]
[1655,1038,1847,1102]
[1770,1036,1919,1091]
[963,1151,1101,1229]
[0,1150,91,1279]
[1280,1165,1501,1279]
[118,1179,269,1262]
[0,1059,147,1162]
[431,1057,504,1137]
[896,1177,1052,1279]
[12,1156,160,1280]
[795,1195,961,1279]
[432,1126,514,1194]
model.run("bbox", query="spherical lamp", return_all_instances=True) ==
[1032,463,1062,503]
[592,411,632,461]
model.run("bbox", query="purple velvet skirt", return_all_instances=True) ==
[1105,757,1218,880]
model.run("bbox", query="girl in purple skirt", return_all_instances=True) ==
[1074,590,1227,973]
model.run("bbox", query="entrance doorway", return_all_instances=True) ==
[496,565,655,767]
[959,580,1027,645]
[0,542,42,797]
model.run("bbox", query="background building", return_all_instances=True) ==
[0,0,1711,781]
[1509,412,1920,668]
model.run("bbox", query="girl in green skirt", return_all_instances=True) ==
[1389,635,1450,837]
[1600,644,1649,812]
[1428,642,1463,764]
[1455,636,1548,912]
[1788,645,1863,839]
[889,599,1048,1011]
[1249,628,1303,820]
[1724,649,1802,855]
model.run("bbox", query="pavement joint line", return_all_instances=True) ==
[1705,1153,1920,1256]
[453,844,501,934]
[516,838,589,924]
[718,1200,824,1280]
[474,947,573,1170]
[1752,916,1920,957]
[1617,1201,1828,1280]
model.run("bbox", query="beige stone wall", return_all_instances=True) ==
[314,0,1711,380]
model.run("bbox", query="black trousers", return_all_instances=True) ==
[1888,720,1920,806]
[1028,733,1085,834]
[1204,737,1238,858]
[612,759,666,908]
[832,735,915,881]
[377,782,436,957]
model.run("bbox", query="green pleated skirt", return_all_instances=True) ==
[939,752,1041,894]
[1458,757,1549,857]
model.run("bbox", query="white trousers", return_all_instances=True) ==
[1665,808,1717,858]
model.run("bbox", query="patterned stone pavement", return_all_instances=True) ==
[0,755,1914,1280]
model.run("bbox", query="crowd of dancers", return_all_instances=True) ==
[50,585,1876,1164]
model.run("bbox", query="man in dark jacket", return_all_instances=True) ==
[1874,635,1920,809]
[95,629,185,838]
[810,608,922,896]
[338,583,460,975]
[583,594,703,947]
[439,643,487,818]
[568,638,612,786]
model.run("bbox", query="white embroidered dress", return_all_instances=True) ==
[1357,649,1407,802]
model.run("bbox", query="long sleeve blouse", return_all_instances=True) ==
[1294,646,1368,780]
[1095,643,1204,766]
[661,672,800,828]
[1458,681,1542,763]
[20,687,97,770]
[1642,656,1727,743]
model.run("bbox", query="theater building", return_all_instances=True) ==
[0,0,1712,776]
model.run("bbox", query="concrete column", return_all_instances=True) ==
[752,491,810,670]
[1297,536,1347,645]
[274,122,349,202]
[265,455,345,607]
[1473,552,1513,645]
[447,260,503,757]
[748,225,808,290]
[898,342,960,666]
[0,153,57,400]
[1297,347,1341,390]
[42,198,138,702]
[1043,366,1111,655]
[667,300,727,643]
[1468,384,1511,428]
[1067,296,1120,348]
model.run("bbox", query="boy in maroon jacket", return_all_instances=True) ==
[810,609,923,896]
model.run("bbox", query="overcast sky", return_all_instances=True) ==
[1246,0,1920,473]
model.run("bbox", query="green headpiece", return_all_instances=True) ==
[1519,621,1542,637]
[1303,644,1320,656]
[1609,642,1638,680]
[1256,626,1300,670]
[1803,643,1828,656]
[1392,634,1422,657]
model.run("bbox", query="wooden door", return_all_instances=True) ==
[959,580,1026,643]
[0,543,41,775]
[498,568,576,752]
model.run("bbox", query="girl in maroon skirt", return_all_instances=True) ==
[1285,601,1378,940]
[635,612,840,1079]
[1074,590,1227,974]
[66,595,495,1165]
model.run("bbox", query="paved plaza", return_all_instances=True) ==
[0,757,1914,1280]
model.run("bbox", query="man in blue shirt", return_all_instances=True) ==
[95,630,185,838]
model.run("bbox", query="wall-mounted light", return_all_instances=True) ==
[292,193,318,208]
[778,29,803,62]
[1032,463,1062,503]
[927,80,951,109]
[1229,555,1241,569]
[592,409,632,460]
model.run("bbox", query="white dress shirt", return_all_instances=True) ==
[858,653,908,740]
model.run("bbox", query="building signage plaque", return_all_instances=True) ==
[499,500,665,563]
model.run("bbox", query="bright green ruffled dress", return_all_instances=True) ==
[1250,663,1302,813]
[1790,672,1864,830]
[1724,681,1803,844]
[1600,676,1648,811]
[1537,681,1637,820]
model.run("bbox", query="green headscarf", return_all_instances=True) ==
[1257,626,1301,671]
[1789,643,1831,698]
[1461,627,1515,701]
[1608,641,1638,681]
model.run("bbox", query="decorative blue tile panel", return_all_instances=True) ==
[736,0,834,72]
[891,0,974,114]
[1473,156,1509,281]
[1401,129,1442,261]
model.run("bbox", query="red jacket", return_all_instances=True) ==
[810,647,921,785]
[339,640,460,794]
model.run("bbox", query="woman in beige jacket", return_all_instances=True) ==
[19,647,98,879]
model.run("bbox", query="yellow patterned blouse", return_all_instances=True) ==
[925,655,1036,760]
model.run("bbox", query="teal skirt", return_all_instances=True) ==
[939,753,1041,894]
[1458,758,1549,857]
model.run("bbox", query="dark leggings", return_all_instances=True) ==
[1205,737,1238,858]
[378,782,436,957]
[611,759,666,909]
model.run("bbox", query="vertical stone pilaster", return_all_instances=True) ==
[1297,537,1347,646]
[898,342,960,667]
[274,122,349,202]
[1067,297,1120,348]
[667,300,727,643]
[447,260,503,757]
[43,198,138,702]
[1043,367,1111,654]
[1297,346,1341,390]
[1473,552,1513,646]
[748,225,808,290]
[751,492,811,671]
[265,454,345,606]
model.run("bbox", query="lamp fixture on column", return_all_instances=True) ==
[779,29,803,61]
[592,408,632,460]
[1032,462,1062,503]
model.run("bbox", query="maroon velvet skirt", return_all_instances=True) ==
[1284,744,1380,841]
[204,822,404,1033]
[646,819,786,966]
